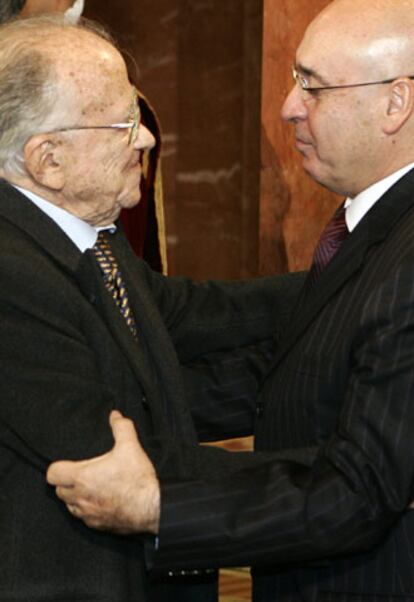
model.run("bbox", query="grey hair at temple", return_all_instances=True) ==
[0,15,113,176]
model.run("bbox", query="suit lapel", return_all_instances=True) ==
[0,180,82,274]
[74,251,157,396]
[0,180,156,398]
[108,231,181,432]
[273,168,414,368]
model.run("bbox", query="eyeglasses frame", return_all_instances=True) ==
[292,66,414,94]
[46,88,140,146]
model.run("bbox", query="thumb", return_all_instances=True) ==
[109,410,140,448]
[47,459,79,486]
[109,411,155,475]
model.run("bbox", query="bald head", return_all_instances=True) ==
[282,0,414,196]
[307,0,414,80]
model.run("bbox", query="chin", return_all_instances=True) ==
[302,161,320,183]
[121,173,142,207]
[302,160,332,190]
[121,191,142,210]
[305,170,344,195]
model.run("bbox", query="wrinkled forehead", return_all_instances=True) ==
[45,30,132,117]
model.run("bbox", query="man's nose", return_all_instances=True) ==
[134,124,156,150]
[281,84,308,122]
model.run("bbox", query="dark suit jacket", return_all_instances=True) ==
[0,180,301,602]
[157,168,414,601]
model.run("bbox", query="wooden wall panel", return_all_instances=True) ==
[85,0,263,280]
[174,0,263,280]
[259,0,340,274]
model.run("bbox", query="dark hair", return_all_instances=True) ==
[0,1,26,24]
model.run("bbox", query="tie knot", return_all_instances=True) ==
[316,204,348,257]
[94,231,111,254]
[92,231,138,338]
[308,204,349,287]
[93,232,118,281]
[321,204,347,237]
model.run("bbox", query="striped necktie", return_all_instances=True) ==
[307,204,348,288]
[92,232,138,338]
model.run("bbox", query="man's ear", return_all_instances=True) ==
[383,79,414,135]
[23,134,66,190]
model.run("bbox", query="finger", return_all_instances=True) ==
[109,409,123,421]
[55,485,79,504]
[109,410,140,446]
[67,504,80,517]
[47,460,79,486]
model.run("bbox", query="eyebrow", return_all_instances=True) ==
[295,62,330,86]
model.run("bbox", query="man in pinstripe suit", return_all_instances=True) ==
[49,0,414,599]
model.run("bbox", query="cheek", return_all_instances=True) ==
[299,104,323,149]
[101,154,122,175]
[100,152,139,202]
[308,106,341,152]
[73,137,136,199]
[101,138,132,173]
[97,153,129,190]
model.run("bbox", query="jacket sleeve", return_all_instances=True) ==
[142,265,307,363]
[0,249,121,469]
[154,262,414,569]
[181,340,276,441]
[175,271,304,441]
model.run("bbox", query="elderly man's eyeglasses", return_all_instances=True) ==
[292,66,414,97]
[49,90,140,146]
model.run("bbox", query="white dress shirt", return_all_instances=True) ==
[14,185,116,251]
[345,162,414,232]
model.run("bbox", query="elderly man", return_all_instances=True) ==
[0,0,167,272]
[49,0,414,600]
[0,15,301,602]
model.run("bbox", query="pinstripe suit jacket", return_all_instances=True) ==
[157,168,414,601]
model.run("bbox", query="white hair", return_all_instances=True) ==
[0,15,113,176]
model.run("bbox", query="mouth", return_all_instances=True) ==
[295,137,314,156]
[295,137,312,148]
[129,155,141,169]
[129,161,142,182]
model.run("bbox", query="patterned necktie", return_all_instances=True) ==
[93,232,138,338]
[307,204,348,288]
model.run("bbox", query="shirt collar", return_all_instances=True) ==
[345,162,414,232]
[14,185,116,252]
